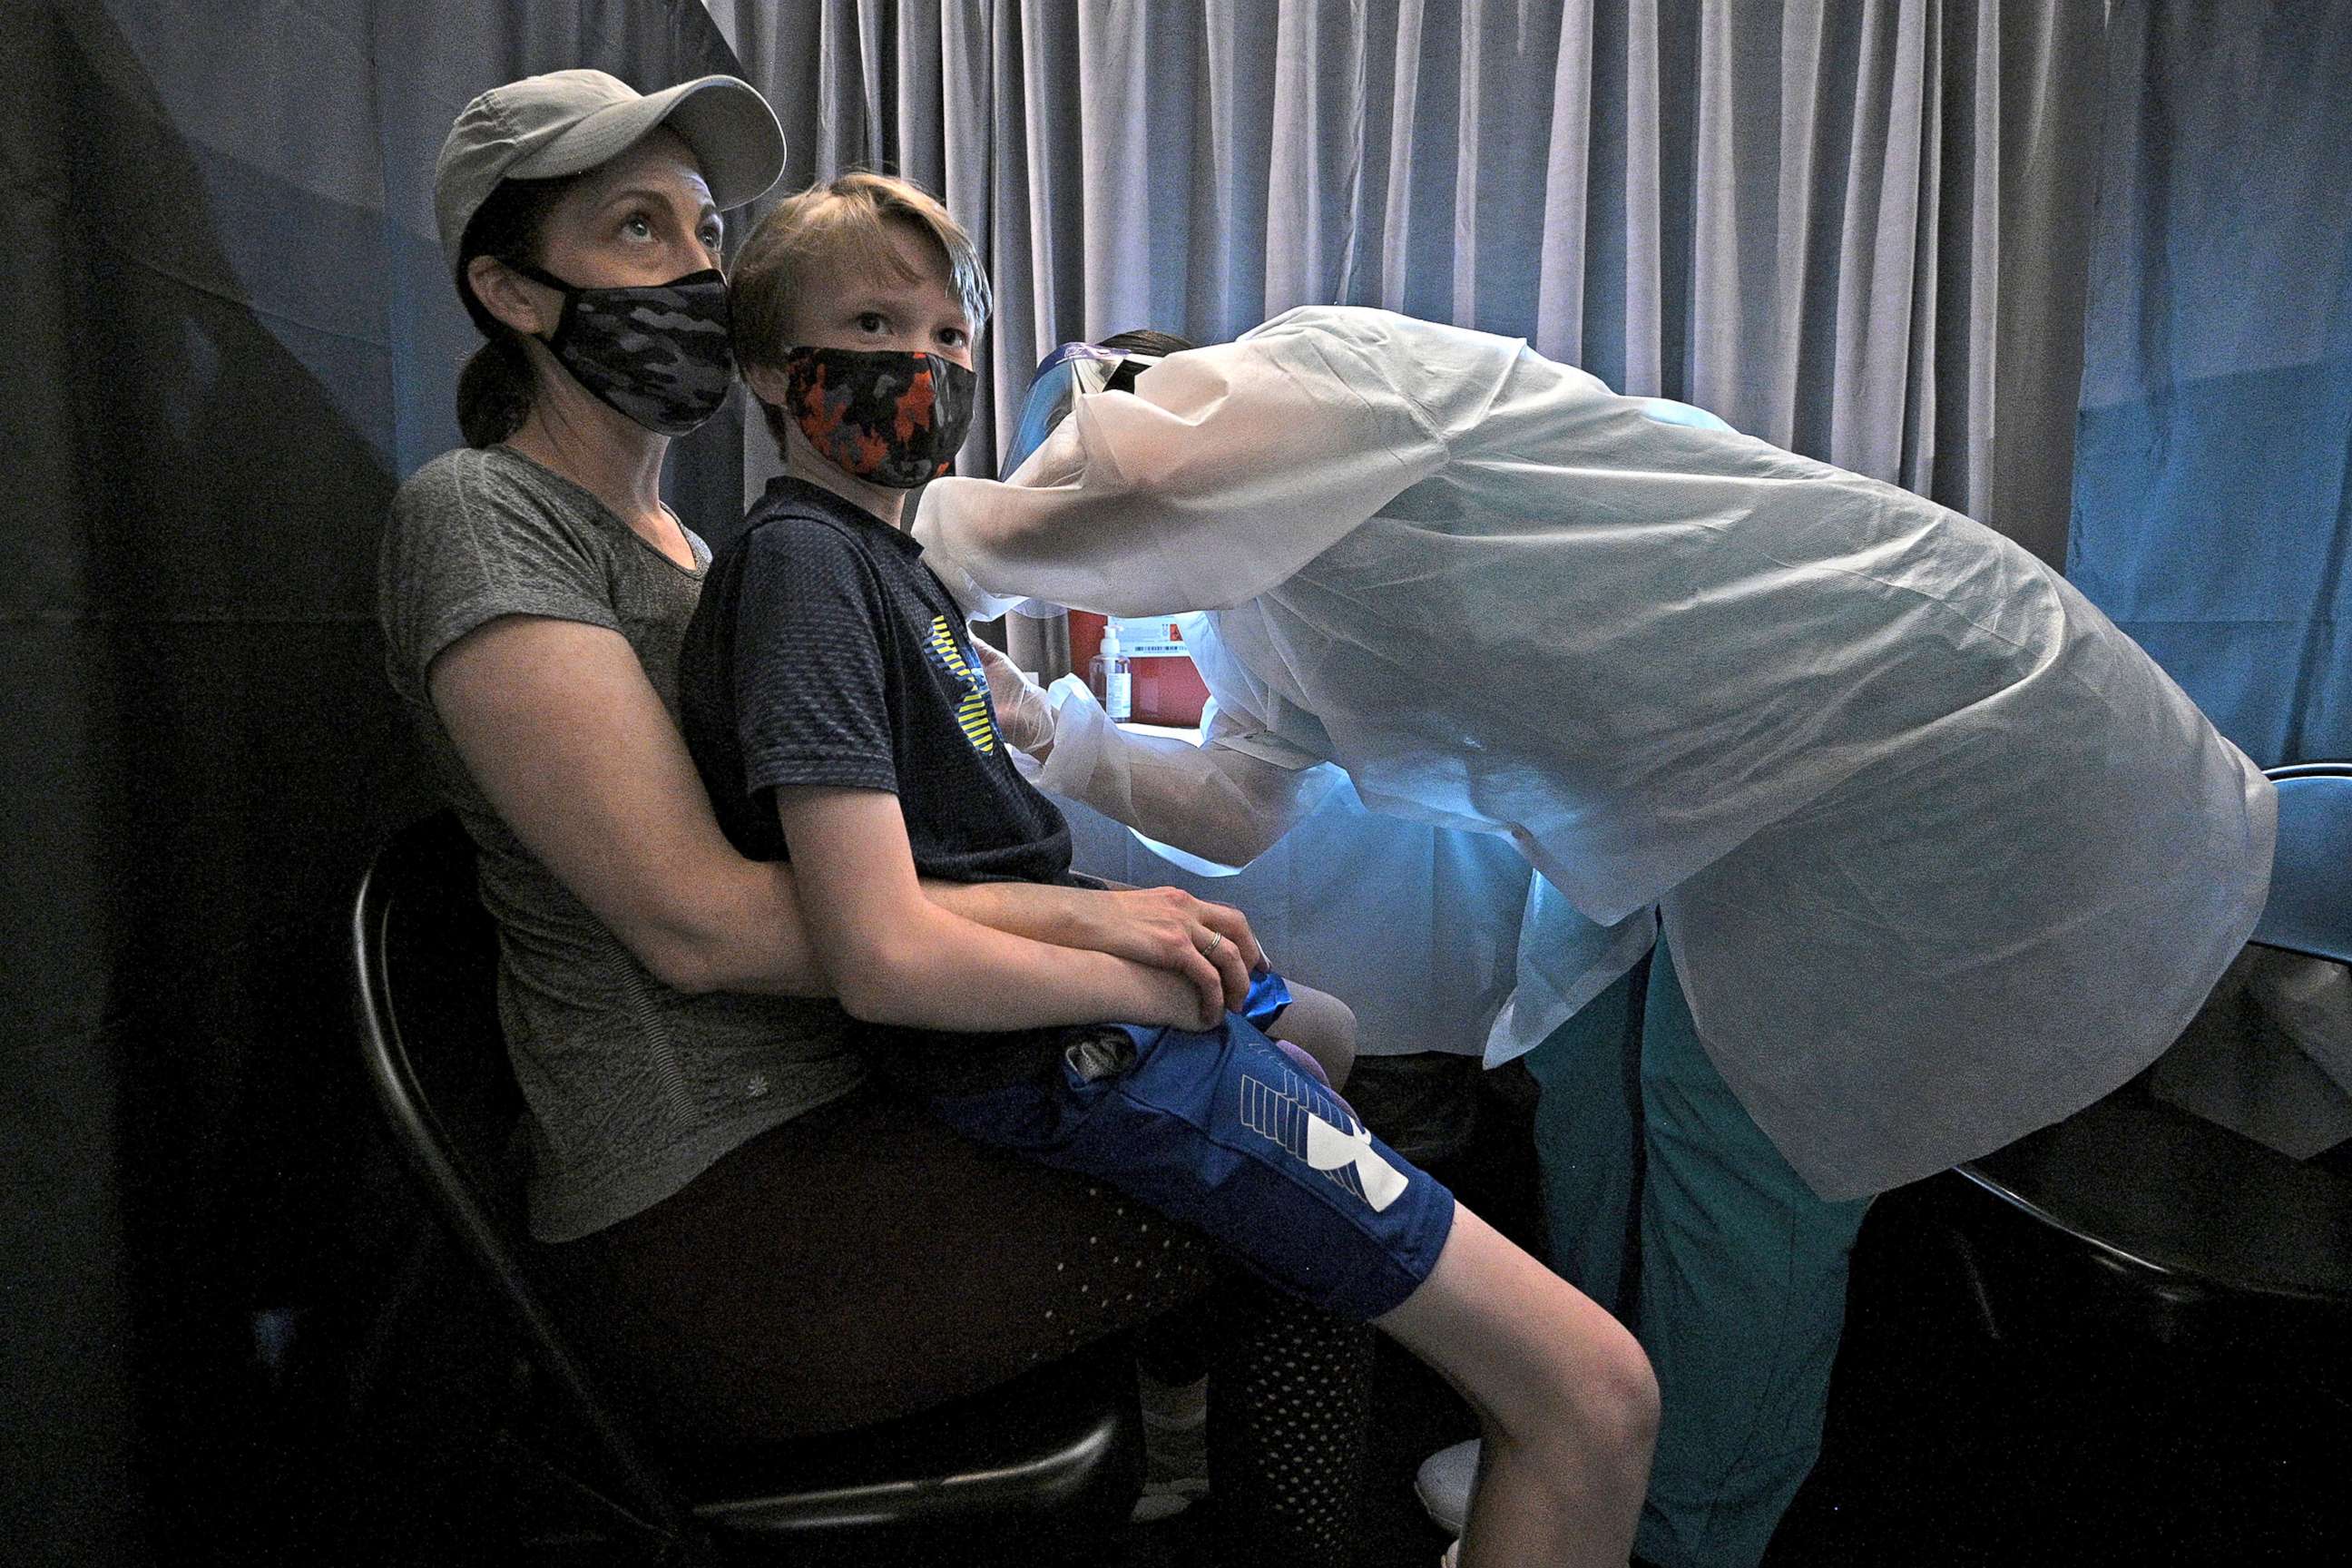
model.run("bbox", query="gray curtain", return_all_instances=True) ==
[712,0,2104,573]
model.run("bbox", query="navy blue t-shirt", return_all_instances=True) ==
[681,475,1073,885]
[678,475,1083,1094]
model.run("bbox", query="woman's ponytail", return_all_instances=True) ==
[456,334,535,448]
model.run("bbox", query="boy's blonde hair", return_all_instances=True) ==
[730,172,991,454]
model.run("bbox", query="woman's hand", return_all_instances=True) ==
[1122,956,1230,1034]
[1055,885,1264,1017]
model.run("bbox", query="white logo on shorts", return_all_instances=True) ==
[1237,1067,1410,1213]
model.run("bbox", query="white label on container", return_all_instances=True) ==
[1108,616,1190,660]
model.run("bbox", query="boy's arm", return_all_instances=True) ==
[431,614,1249,1002]
[932,877,1259,1011]
[774,784,1225,1033]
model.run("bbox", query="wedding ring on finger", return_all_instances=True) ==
[1200,930,1226,958]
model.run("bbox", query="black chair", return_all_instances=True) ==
[349,810,1144,1565]
[1941,761,2352,1347]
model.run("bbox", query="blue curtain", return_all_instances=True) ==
[2067,0,2352,765]
[1,5,747,1563]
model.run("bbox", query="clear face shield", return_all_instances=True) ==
[995,342,1163,617]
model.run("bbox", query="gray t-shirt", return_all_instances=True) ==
[378,445,865,1241]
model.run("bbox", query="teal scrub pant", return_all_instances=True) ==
[1524,938,1872,1568]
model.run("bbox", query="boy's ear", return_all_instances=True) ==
[742,360,792,407]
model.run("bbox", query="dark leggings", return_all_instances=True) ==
[542,1083,1371,1563]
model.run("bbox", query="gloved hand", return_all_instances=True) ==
[975,638,1057,757]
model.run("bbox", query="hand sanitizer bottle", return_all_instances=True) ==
[1090,621,1132,722]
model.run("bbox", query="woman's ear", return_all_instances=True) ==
[466,254,554,338]
[742,360,793,408]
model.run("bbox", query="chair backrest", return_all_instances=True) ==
[348,810,704,1555]
[2254,763,2352,965]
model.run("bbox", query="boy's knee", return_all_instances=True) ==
[1319,1008,1358,1088]
[1277,984,1358,1089]
[1541,1318,1659,1468]
[1601,1335,1661,1455]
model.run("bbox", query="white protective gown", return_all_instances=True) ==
[917,306,2277,1199]
[1023,612,1659,1064]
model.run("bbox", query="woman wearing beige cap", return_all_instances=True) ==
[377,68,1386,1556]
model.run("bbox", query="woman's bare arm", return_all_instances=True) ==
[427,613,1258,1003]
[429,615,824,995]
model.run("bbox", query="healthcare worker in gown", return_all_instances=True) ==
[917,306,2278,1568]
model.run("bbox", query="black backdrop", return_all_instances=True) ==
[2,5,749,1563]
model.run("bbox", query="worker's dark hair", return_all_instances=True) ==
[1096,328,1197,394]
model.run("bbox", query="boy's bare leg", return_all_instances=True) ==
[1377,1203,1658,1568]
[1267,981,1358,1089]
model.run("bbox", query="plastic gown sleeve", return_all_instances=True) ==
[1030,678,1344,869]
[913,310,1473,617]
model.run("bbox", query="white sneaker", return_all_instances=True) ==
[1131,1473,1208,1524]
[1415,1436,1480,1536]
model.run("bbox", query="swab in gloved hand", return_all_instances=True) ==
[974,638,1056,755]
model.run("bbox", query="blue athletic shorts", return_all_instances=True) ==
[925,1005,1455,1321]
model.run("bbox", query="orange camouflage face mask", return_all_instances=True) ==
[778,347,977,488]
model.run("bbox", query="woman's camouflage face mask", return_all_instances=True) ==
[778,347,977,488]
[515,262,735,436]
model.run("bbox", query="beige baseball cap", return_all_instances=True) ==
[434,68,786,272]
